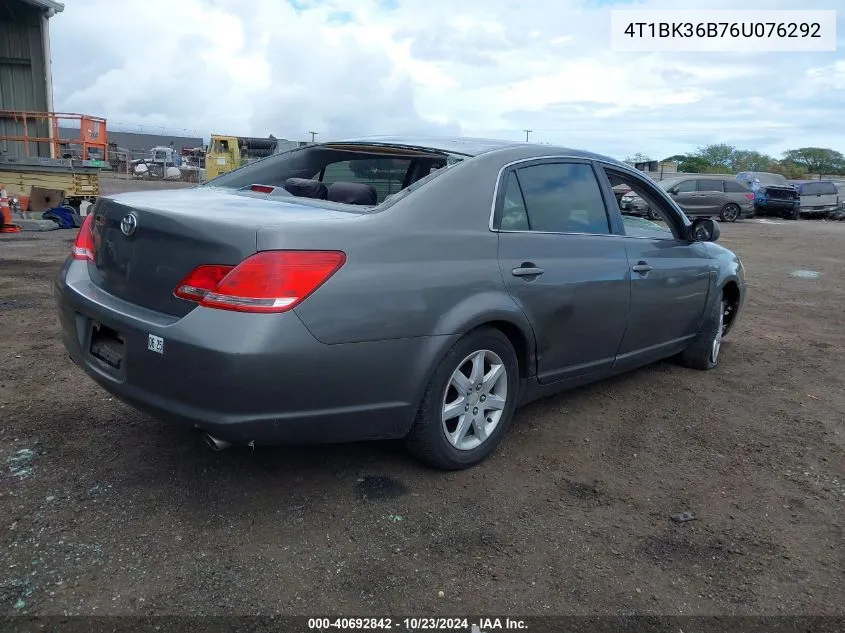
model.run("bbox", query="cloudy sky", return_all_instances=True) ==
[50,0,844,160]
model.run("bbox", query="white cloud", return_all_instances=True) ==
[49,0,845,159]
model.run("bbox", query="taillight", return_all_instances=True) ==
[71,213,96,261]
[173,265,235,302]
[250,184,275,194]
[174,251,346,313]
[745,193,755,200]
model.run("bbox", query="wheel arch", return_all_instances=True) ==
[409,295,538,425]
[432,291,537,379]
[721,279,741,330]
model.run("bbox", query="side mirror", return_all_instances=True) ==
[667,187,678,195]
[690,217,720,242]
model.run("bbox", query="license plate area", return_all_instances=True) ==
[89,322,125,371]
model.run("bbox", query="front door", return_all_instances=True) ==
[597,167,714,370]
[494,161,630,383]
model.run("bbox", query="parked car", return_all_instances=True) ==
[618,187,656,219]
[736,172,800,219]
[56,137,747,470]
[620,176,755,222]
[788,180,841,218]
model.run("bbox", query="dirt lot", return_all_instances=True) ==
[1,210,843,618]
[98,174,195,196]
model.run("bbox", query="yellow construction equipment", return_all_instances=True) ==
[205,135,281,180]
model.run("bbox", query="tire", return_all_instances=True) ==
[405,327,519,470]
[719,203,740,222]
[784,206,799,220]
[646,208,661,221]
[680,294,725,370]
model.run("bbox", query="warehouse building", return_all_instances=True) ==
[0,0,64,158]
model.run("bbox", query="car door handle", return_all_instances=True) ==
[632,262,652,274]
[512,265,544,277]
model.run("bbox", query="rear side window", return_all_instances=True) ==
[696,180,723,192]
[515,163,610,234]
[319,159,411,203]
[500,172,530,230]
[723,180,748,193]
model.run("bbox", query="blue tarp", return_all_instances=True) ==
[42,206,82,229]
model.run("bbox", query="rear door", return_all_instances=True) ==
[495,160,630,383]
[695,179,725,215]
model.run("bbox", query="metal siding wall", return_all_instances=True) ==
[0,1,50,158]
[57,128,205,153]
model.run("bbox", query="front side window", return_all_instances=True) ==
[514,162,610,234]
[604,168,680,241]
[672,180,697,193]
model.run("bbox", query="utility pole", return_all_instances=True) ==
[523,129,532,142]
[308,131,318,143]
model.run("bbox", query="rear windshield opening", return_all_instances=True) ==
[204,144,454,207]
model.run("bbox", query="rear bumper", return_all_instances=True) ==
[55,258,448,445]
[799,205,839,216]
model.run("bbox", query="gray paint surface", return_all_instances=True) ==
[55,138,747,446]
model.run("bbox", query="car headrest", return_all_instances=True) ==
[284,178,328,200]
[326,182,378,206]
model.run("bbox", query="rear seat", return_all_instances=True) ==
[326,182,378,206]
[284,178,328,200]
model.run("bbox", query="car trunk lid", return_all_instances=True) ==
[89,187,357,317]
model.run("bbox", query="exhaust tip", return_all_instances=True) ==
[202,432,232,451]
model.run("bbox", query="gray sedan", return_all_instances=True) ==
[56,137,747,469]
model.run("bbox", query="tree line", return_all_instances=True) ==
[626,146,845,179]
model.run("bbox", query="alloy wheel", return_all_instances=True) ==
[722,204,740,222]
[441,349,509,451]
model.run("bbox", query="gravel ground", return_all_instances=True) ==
[1,210,843,618]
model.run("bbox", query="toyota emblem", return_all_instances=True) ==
[120,213,138,236]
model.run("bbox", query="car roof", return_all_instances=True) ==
[328,136,525,157]
[660,174,732,183]
[789,179,837,184]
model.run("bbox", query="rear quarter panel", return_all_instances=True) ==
[259,151,534,346]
